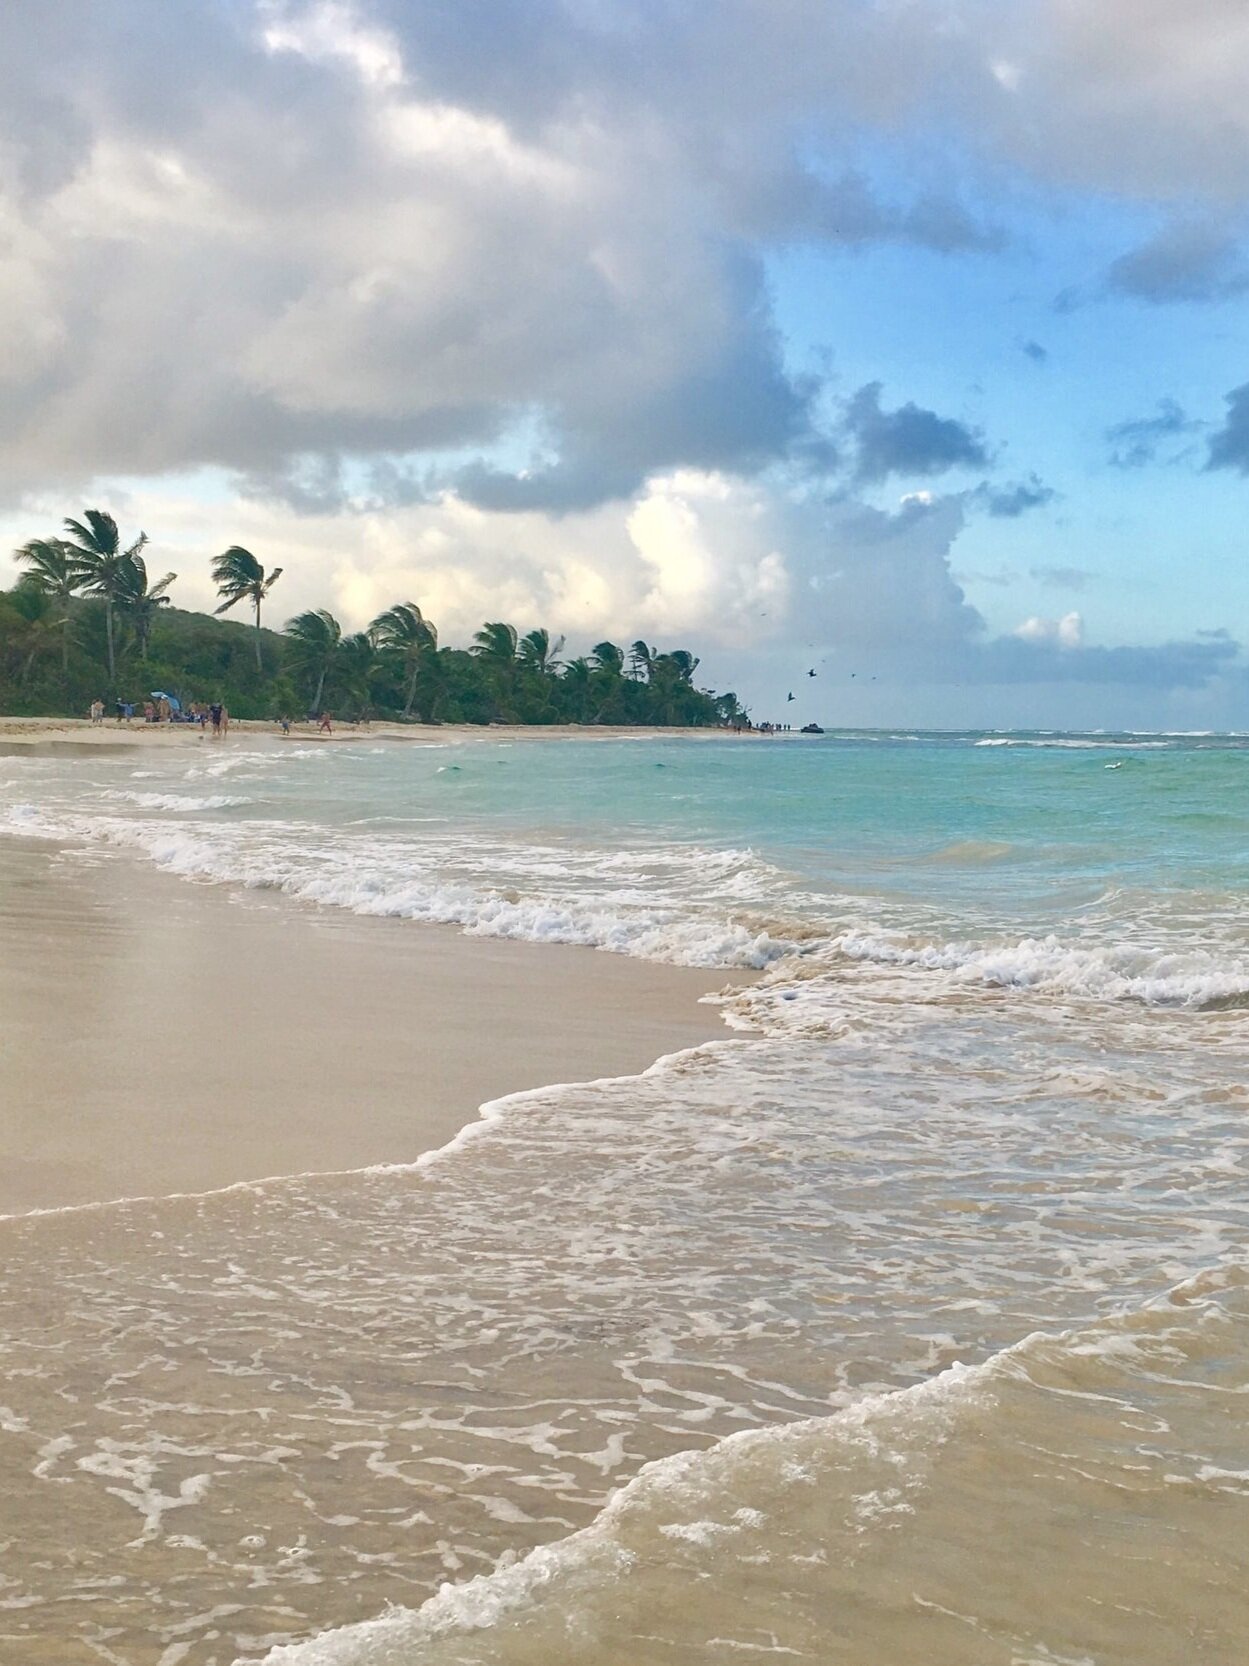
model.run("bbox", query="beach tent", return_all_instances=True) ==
[150,691,181,713]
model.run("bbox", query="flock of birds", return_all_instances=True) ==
[785,664,876,702]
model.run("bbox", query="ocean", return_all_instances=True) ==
[2,728,1247,1664]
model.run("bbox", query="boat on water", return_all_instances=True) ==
[800,722,824,734]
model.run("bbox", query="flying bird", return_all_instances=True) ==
[787,691,795,702]
[807,668,817,678]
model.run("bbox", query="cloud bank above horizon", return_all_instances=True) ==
[3,0,1249,725]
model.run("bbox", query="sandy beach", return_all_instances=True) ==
[0,836,735,1215]
[0,714,761,758]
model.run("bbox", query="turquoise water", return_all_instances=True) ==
[2,729,1248,1665]
[12,727,1246,994]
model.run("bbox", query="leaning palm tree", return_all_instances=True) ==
[628,639,656,682]
[590,640,625,677]
[63,509,147,686]
[370,601,438,717]
[472,620,520,716]
[212,546,283,672]
[284,609,342,712]
[518,628,565,676]
[13,538,81,674]
[588,640,627,723]
[471,621,519,665]
[115,552,176,661]
[560,656,593,723]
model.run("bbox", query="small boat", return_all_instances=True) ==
[800,723,824,735]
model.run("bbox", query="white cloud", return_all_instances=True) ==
[1013,611,1084,648]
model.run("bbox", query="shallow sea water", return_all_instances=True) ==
[1,730,1248,1664]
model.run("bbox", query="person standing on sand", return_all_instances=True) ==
[89,699,104,725]
[209,700,224,738]
[318,711,332,734]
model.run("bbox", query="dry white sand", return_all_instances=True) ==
[0,838,741,1215]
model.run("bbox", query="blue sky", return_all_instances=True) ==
[3,0,1249,727]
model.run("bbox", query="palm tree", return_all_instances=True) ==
[649,649,702,723]
[338,630,379,718]
[628,639,655,682]
[590,640,625,677]
[284,609,342,712]
[371,602,438,717]
[560,656,593,722]
[518,628,564,676]
[7,581,61,687]
[115,553,176,661]
[212,546,283,672]
[13,538,81,673]
[472,621,520,665]
[63,510,147,686]
[472,621,520,716]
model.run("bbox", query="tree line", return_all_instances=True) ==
[0,509,746,727]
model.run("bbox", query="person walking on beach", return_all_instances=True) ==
[89,699,104,725]
[209,700,225,738]
[318,711,333,734]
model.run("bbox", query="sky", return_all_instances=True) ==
[3,0,1249,728]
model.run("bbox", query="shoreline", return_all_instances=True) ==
[0,834,748,1216]
[0,714,773,757]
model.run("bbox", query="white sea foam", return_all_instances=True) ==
[829,926,1249,1007]
[248,1357,989,1664]
[1,804,799,969]
[101,790,254,810]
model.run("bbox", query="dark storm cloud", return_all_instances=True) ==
[1106,399,1202,468]
[845,384,989,483]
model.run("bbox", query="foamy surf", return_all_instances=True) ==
[4,731,1249,1664]
[248,1266,1249,1666]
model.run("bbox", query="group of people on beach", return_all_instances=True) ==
[87,699,336,738]
[89,697,230,737]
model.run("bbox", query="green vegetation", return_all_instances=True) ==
[0,509,747,727]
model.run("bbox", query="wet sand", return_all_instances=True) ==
[0,838,735,1215]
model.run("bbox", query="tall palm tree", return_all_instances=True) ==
[63,510,147,686]
[13,538,81,673]
[212,546,283,672]
[370,601,438,717]
[284,609,342,712]
[115,553,176,661]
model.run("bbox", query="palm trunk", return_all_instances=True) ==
[61,612,70,675]
[105,602,115,685]
[313,666,327,711]
[404,659,419,717]
[254,599,264,673]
